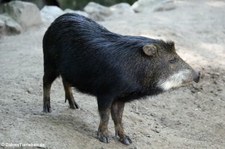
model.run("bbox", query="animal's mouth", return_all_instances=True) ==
[157,69,196,91]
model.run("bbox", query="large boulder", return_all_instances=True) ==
[84,2,112,21]
[84,2,135,21]
[64,9,89,18]
[0,14,22,36]
[132,0,176,13]
[110,3,135,15]
[41,6,65,23]
[3,1,42,28]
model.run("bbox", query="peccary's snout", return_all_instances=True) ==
[193,71,200,83]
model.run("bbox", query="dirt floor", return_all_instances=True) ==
[0,0,225,148]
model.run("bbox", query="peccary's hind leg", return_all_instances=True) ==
[111,101,132,145]
[43,70,58,113]
[62,79,79,109]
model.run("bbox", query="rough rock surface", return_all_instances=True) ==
[64,9,89,18]
[0,14,22,36]
[132,0,176,12]
[84,2,135,21]
[0,1,42,36]
[41,6,65,23]
[84,2,112,21]
[2,1,42,28]
[110,3,135,15]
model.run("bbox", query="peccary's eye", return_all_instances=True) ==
[169,57,178,64]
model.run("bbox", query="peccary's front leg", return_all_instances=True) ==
[111,101,132,145]
[97,96,113,143]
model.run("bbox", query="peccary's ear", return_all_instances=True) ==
[166,41,175,52]
[143,44,157,56]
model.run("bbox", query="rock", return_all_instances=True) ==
[3,1,42,28]
[64,9,89,18]
[64,8,76,14]
[132,0,154,12]
[41,6,65,23]
[110,3,135,15]
[132,0,176,13]
[0,18,5,36]
[0,14,22,36]
[84,2,112,21]
[84,2,135,21]
[5,17,22,35]
[153,0,176,12]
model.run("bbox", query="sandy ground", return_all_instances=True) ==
[0,0,225,148]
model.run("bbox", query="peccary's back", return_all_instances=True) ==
[42,13,161,99]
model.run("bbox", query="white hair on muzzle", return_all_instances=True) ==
[158,69,192,91]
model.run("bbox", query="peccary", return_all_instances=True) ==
[43,13,200,145]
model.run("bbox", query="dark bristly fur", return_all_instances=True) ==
[42,13,195,145]
[43,14,167,101]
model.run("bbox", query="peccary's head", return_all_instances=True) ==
[142,40,200,91]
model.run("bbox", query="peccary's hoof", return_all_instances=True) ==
[66,98,80,109]
[120,136,132,145]
[69,101,79,109]
[97,132,110,143]
[43,104,51,113]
